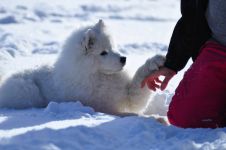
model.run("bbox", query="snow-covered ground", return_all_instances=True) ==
[0,0,226,149]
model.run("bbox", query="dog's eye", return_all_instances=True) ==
[100,51,108,56]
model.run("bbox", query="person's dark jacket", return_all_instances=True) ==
[164,0,211,72]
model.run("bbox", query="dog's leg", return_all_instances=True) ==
[127,55,165,113]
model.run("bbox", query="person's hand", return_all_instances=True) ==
[141,67,176,91]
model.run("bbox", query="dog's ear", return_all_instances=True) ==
[94,19,105,31]
[82,29,96,53]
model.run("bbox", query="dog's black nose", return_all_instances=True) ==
[120,57,126,64]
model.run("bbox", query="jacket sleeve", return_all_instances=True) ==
[164,0,196,72]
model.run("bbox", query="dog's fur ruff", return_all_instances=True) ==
[0,20,165,115]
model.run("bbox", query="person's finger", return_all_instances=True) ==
[147,80,160,90]
[141,75,155,88]
[140,68,168,89]
[146,80,154,89]
[160,76,172,90]
[155,78,162,83]
[152,82,160,89]
[147,83,156,91]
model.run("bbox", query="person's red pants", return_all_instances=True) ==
[167,41,226,128]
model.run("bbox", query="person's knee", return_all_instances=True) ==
[167,102,226,128]
[167,100,199,128]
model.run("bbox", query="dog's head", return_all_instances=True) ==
[81,20,126,74]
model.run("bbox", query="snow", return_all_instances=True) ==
[1,102,226,150]
[0,0,226,149]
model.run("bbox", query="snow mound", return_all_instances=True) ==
[144,92,172,116]
[1,104,226,150]
[44,101,95,115]
[32,41,60,54]
[0,16,18,24]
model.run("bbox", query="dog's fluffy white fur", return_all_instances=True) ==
[0,20,165,115]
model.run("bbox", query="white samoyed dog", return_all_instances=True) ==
[0,20,165,115]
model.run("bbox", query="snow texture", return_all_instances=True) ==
[0,0,225,149]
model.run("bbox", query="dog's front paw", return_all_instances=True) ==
[145,55,165,72]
